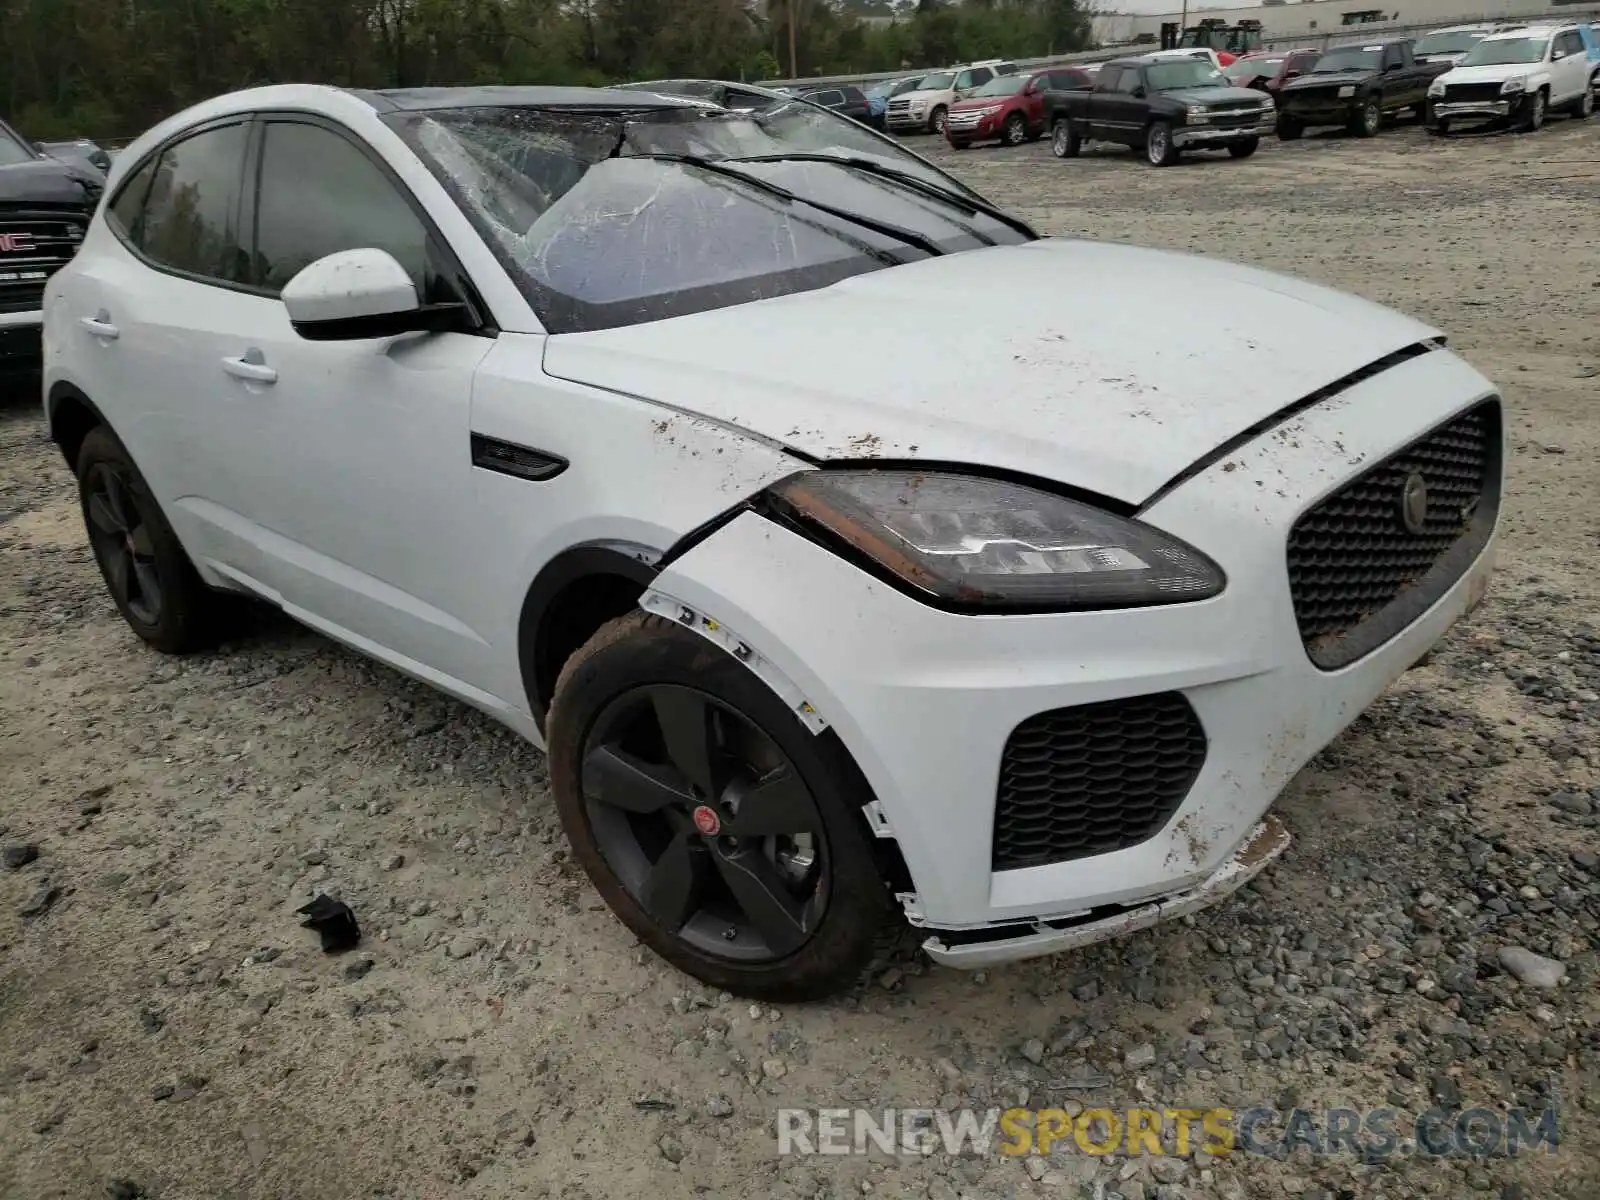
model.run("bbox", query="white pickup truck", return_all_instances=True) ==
[885,60,1017,135]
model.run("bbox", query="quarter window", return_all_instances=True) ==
[134,122,250,284]
[252,121,433,298]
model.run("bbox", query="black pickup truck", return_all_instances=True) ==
[1044,55,1278,167]
[1,117,99,374]
[1276,38,1452,138]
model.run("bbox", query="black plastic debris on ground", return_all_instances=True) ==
[296,894,361,954]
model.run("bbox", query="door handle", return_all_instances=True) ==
[222,349,278,385]
[80,310,119,340]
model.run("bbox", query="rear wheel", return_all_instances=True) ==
[1275,114,1304,140]
[1145,120,1179,167]
[1227,137,1260,158]
[1572,85,1593,119]
[1050,116,1081,158]
[546,612,899,1001]
[76,425,223,653]
[1002,112,1028,146]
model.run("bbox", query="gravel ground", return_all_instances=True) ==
[2,117,1599,1200]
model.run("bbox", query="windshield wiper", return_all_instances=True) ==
[628,151,947,260]
[730,152,1035,242]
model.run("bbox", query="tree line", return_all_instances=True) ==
[0,0,1091,141]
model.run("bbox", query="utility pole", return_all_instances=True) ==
[1180,0,1189,42]
[788,0,799,79]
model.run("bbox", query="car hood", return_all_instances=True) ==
[1415,51,1472,65]
[0,157,98,204]
[1437,62,1539,84]
[950,95,1019,111]
[1284,70,1377,90]
[896,87,952,102]
[542,239,1439,506]
[1161,85,1270,105]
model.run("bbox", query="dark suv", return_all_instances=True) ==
[1,117,100,373]
[799,86,877,128]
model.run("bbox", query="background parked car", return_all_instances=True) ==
[1411,24,1500,67]
[946,67,1093,149]
[1425,24,1595,133]
[886,61,1012,135]
[866,75,928,127]
[798,85,876,128]
[1224,49,1321,96]
[1276,38,1450,139]
[37,138,111,174]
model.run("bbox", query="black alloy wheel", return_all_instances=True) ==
[547,611,900,1000]
[84,462,162,625]
[582,684,829,962]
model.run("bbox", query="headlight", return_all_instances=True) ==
[1337,85,1355,98]
[1501,77,1525,94]
[1260,97,1275,111]
[1186,105,1211,121]
[771,471,1225,611]
[978,106,1002,117]
[1428,79,1446,96]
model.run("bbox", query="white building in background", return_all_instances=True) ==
[1093,0,1599,47]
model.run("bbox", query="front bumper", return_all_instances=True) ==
[886,110,929,131]
[1281,102,1355,125]
[1431,99,1512,120]
[653,348,1501,960]
[1173,118,1275,146]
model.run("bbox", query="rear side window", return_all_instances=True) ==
[131,122,250,284]
[252,121,432,297]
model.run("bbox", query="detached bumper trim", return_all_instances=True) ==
[921,814,1291,968]
[0,308,44,330]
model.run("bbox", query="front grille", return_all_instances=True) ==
[991,693,1206,872]
[0,213,85,314]
[1210,110,1263,128]
[888,99,912,113]
[1288,399,1501,670]
[1286,86,1342,105]
[1211,99,1261,112]
[947,112,983,130]
[1443,82,1505,104]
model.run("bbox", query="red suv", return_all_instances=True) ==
[946,67,1095,148]
[1222,49,1321,95]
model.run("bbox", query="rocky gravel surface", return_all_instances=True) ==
[2,119,1599,1198]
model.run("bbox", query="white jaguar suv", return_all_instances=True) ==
[42,82,1503,999]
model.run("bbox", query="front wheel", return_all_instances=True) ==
[1572,85,1593,119]
[928,105,948,135]
[1426,117,1451,136]
[546,612,900,1001]
[1227,137,1260,159]
[1050,116,1081,158]
[1275,114,1304,140]
[1145,120,1179,167]
[76,425,225,654]
[1001,112,1028,146]
[1517,89,1546,132]
[1351,96,1382,137]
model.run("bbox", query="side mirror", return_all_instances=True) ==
[1552,49,1566,60]
[283,248,466,342]
[1132,86,1147,98]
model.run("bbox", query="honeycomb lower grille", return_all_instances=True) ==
[991,693,1206,872]
[1288,399,1500,670]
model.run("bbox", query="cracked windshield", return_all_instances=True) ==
[387,100,1029,332]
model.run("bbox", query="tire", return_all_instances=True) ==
[1351,96,1381,137]
[1517,88,1545,132]
[1050,116,1081,158]
[1145,120,1178,167]
[1002,112,1028,146]
[928,105,948,135]
[76,425,222,653]
[949,139,969,150]
[1275,115,1304,140]
[1426,117,1450,136]
[1573,85,1593,119]
[546,611,900,1001]
[1227,137,1259,159]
